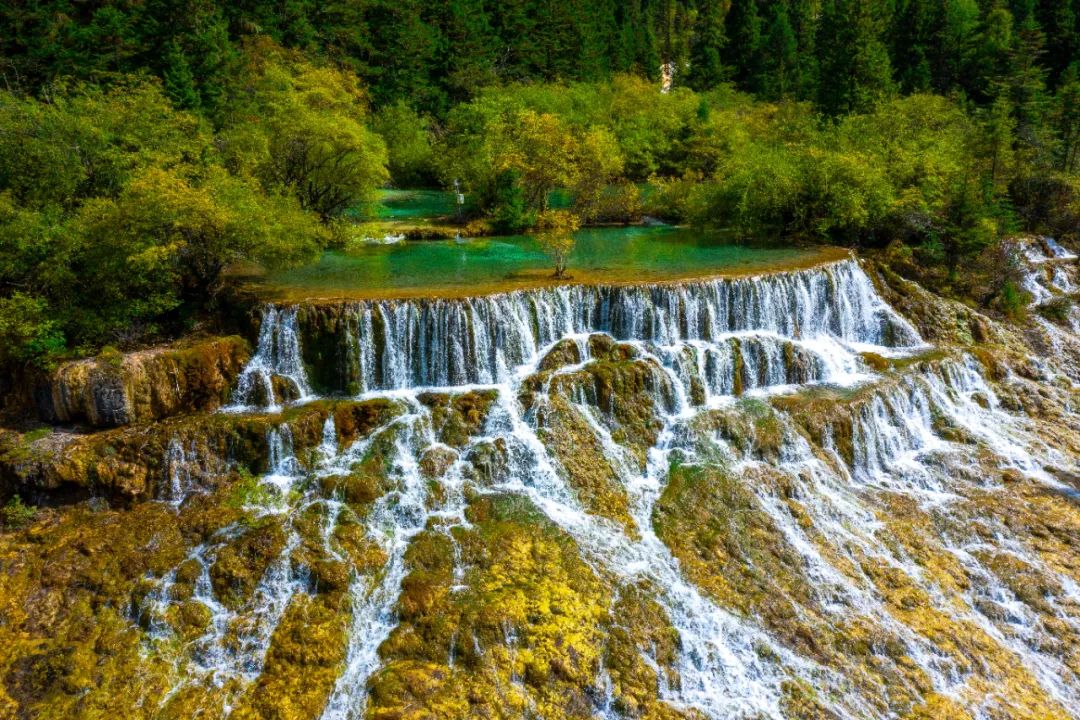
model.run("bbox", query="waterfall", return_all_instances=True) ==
[142,256,1080,719]
[236,260,921,400]
[231,305,311,409]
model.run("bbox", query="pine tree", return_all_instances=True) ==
[936,0,980,95]
[1056,63,1080,172]
[816,0,895,115]
[162,40,200,111]
[890,0,937,92]
[723,0,763,92]
[788,0,820,101]
[761,1,797,99]
[439,0,497,102]
[687,0,728,90]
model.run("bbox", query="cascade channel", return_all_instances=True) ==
[141,258,1080,719]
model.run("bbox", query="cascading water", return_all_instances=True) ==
[231,305,311,409]
[144,257,1080,719]
[244,259,920,398]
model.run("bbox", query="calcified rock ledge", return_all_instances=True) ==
[3,254,1080,720]
[31,336,252,428]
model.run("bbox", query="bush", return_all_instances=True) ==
[2,495,35,529]
[1036,297,1074,325]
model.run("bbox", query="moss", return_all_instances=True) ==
[417,390,499,448]
[602,584,691,719]
[209,519,288,611]
[653,461,821,656]
[230,593,349,720]
[534,392,636,534]
[461,439,509,487]
[548,354,671,466]
[538,338,583,372]
[332,517,387,574]
[372,494,612,720]
[332,398,404,445]
[0,501,188,718]
[1,495,36,529]
[695,398,788,462]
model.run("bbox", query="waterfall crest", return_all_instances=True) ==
[234,259,921,403]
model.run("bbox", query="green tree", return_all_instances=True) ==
[724,0,763,92]
[1055,64,1080,172]
[761,2,798,99]
[222,40,389,220]
[687,0,728,90]
[372,101,436,187]
[162,40,200,110]
[816,0,895,115]
[535,209,581,277]
[490,170,533,233]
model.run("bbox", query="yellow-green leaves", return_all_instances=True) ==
[222,40,389,221]
[534,210,580,278]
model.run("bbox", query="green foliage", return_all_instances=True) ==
[0,292,65,367]
[0,70,339,369]
[372,101,437,187]
[490,170,533,234]
[999,280,1029,318]
[0,0,1076,357]
[226,467,276,510]
[2,495,36,529]
[221,40,389,221]
[1036,296,1074,324]
[534,210,581,278]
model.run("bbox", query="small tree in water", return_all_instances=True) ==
[535,210,580,278]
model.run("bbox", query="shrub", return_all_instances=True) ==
[2,495,35,529]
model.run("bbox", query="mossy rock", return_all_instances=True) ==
[535,393,636,535]
[374,493,612,718]
[209,520,288,611]
[587,334,637,362]
[461,439,509,487]
[230,593,349,720]
[32,336,252,428]
[538,338,583,372]
[653,461,818,653]
[418,390,499,448]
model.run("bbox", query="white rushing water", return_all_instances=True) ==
[150,257,1080,718]
[232,259,921,401]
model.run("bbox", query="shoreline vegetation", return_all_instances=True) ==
[0,0,1077,373]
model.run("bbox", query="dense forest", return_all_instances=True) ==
[0,0,1078,369]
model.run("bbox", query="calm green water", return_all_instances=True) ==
[263,225,838,299]
[373,189,467,219]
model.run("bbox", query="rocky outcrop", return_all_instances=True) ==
[0,398,403,502]
[33,337,252,428]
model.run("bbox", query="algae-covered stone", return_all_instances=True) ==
[653,461,818,653]
[372,494,612,720]
[209,520,288,611]
[417,390,499,447]
[538,337,583,372]
[230,593,349,720]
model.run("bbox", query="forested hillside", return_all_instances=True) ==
[0,0,1078,369]
[3,1,1078,116]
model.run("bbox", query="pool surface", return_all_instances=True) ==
[256,225,846,301]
